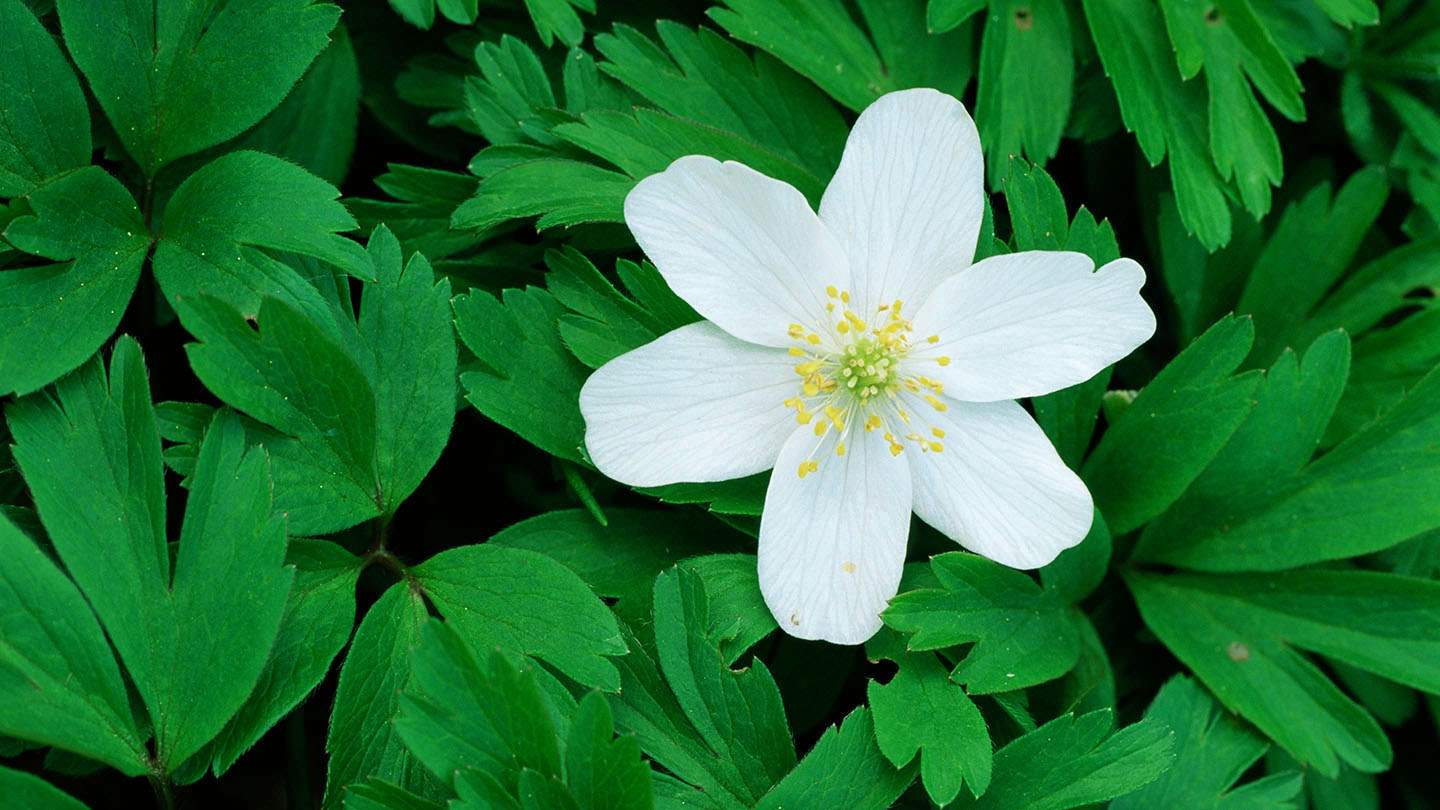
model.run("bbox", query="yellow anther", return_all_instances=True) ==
[889,442,904,457]
[936,356,951,366]
[926,335,940,344]
[928,441,944,453]
[803,381,820,397]
[844,311,867,331]
[866,414,883,431]
[931,427,946,438]
[796,361,822,375]
[924,395,948,412]
[783,397,802,408]
[837,320,850,334]
[840,291,850,303]
[892,300,904,315]
[788,347,805,357]
[798,460,819,478]
[835,442,846,457]
[899,409,910,423]
[814,420,827,436]
[877,302,889,311]
[826,285,839,298]
[796,409,813,425]
[826,302,835,312]
[806,333,821,345]
[822,379,837,392]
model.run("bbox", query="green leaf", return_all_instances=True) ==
[976,0,1074,185]
[677,555,775,665]
[522,0,594,48]
[451,159,633,232]
[1001,159,1120,263]
[413,544,627,691]
[0,765,91,810]
[396,621,563,794]
[1039,510,1112,605]
[55,0,339,175]
[1237,169,1389,365]
[754,708,915,810]
[1135,331,1350,570]
[1083,0,1232,248]
[1148,337,1440,570]
[180,226,455,534]
[154,150,371,319]
[0,510,148,776]
[207,539,362,777]
[348,164,479,262]
[548,248,699,370]
[489,509,741,609]
[594,22,847,182]
[1112,676,1302,810]
[9,341,294,771]
[883,553,1081,693]
[948,711,1174,810]
[324,583,440,809]
[710,0,973,112]
[1082,315,1263,534]
[181,294,381,533]
[234,23,360,186]
[0,0,90,196]
[866,652,991,805]
[454,285,590,462]
[566,691,653,810]
[344,779,446,810]
[1128,570,1391,776]
[652,567,795,798]
[1,167,150,396]
[927,0,987,32]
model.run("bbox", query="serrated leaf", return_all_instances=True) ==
[710,0,971,112]
[0,0,90,196]
[235,23,360,186]
[56,0,338,175]
[454,285,589,461]
[1083,314,1262,534]
[678,554,775,665]
[1128,570,1392,776]
[489,509,741,609]
[1237,169,1388,365]
[866,652,991,805]
[0,510,148,776]
[566,691,653,810]
[1136,331,1350,569]
[452,159,633,232]
[754,708,915,810]
[412,544,626,691]
[1083,0,1232,248]
[1111,676,1302,810]
[0,765,91,810]
[324,584,440,809]
[595,21,847,180]
[8,342,293,771]
[396,621,563,794]
[1,167,150,396]
[948,710,1174,810]
[179,226,455,534]
[1146,334,1440,570]
[154,150,371,319]
[976,0,1074,185]
[883,553,1081,693]
[522,0,594,48]
[207,539,361,777]
[344,778,446,810]
[348,164,479,262]
[548,248,699,370]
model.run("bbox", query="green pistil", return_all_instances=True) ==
[840,338,899,402]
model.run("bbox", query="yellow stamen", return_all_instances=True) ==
[924,395,948,412]
[788,347,805,357]
[928,441,944,453]
[835,442,846,457]
[936,356,951,366]
[798,460,819,478]
[926,335,940,344]
[931,427,946,438]
[826,285,838,298]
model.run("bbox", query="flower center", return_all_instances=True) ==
[782,285,952,478]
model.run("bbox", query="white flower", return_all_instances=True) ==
[579,88,1156,645]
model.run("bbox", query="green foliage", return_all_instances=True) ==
[1,167,150,396]
[4,0,1440,806]
[1111,676,1302,810]
[55,0,338,176]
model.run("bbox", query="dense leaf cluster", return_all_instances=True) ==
[2,0,1439,808]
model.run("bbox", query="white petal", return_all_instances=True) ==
[624,155,849,348]
[758,427,911,645]
[909,254,1156,402]
[909,396,1092,569]
[580,322,799,487]
[818,88,984,315]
